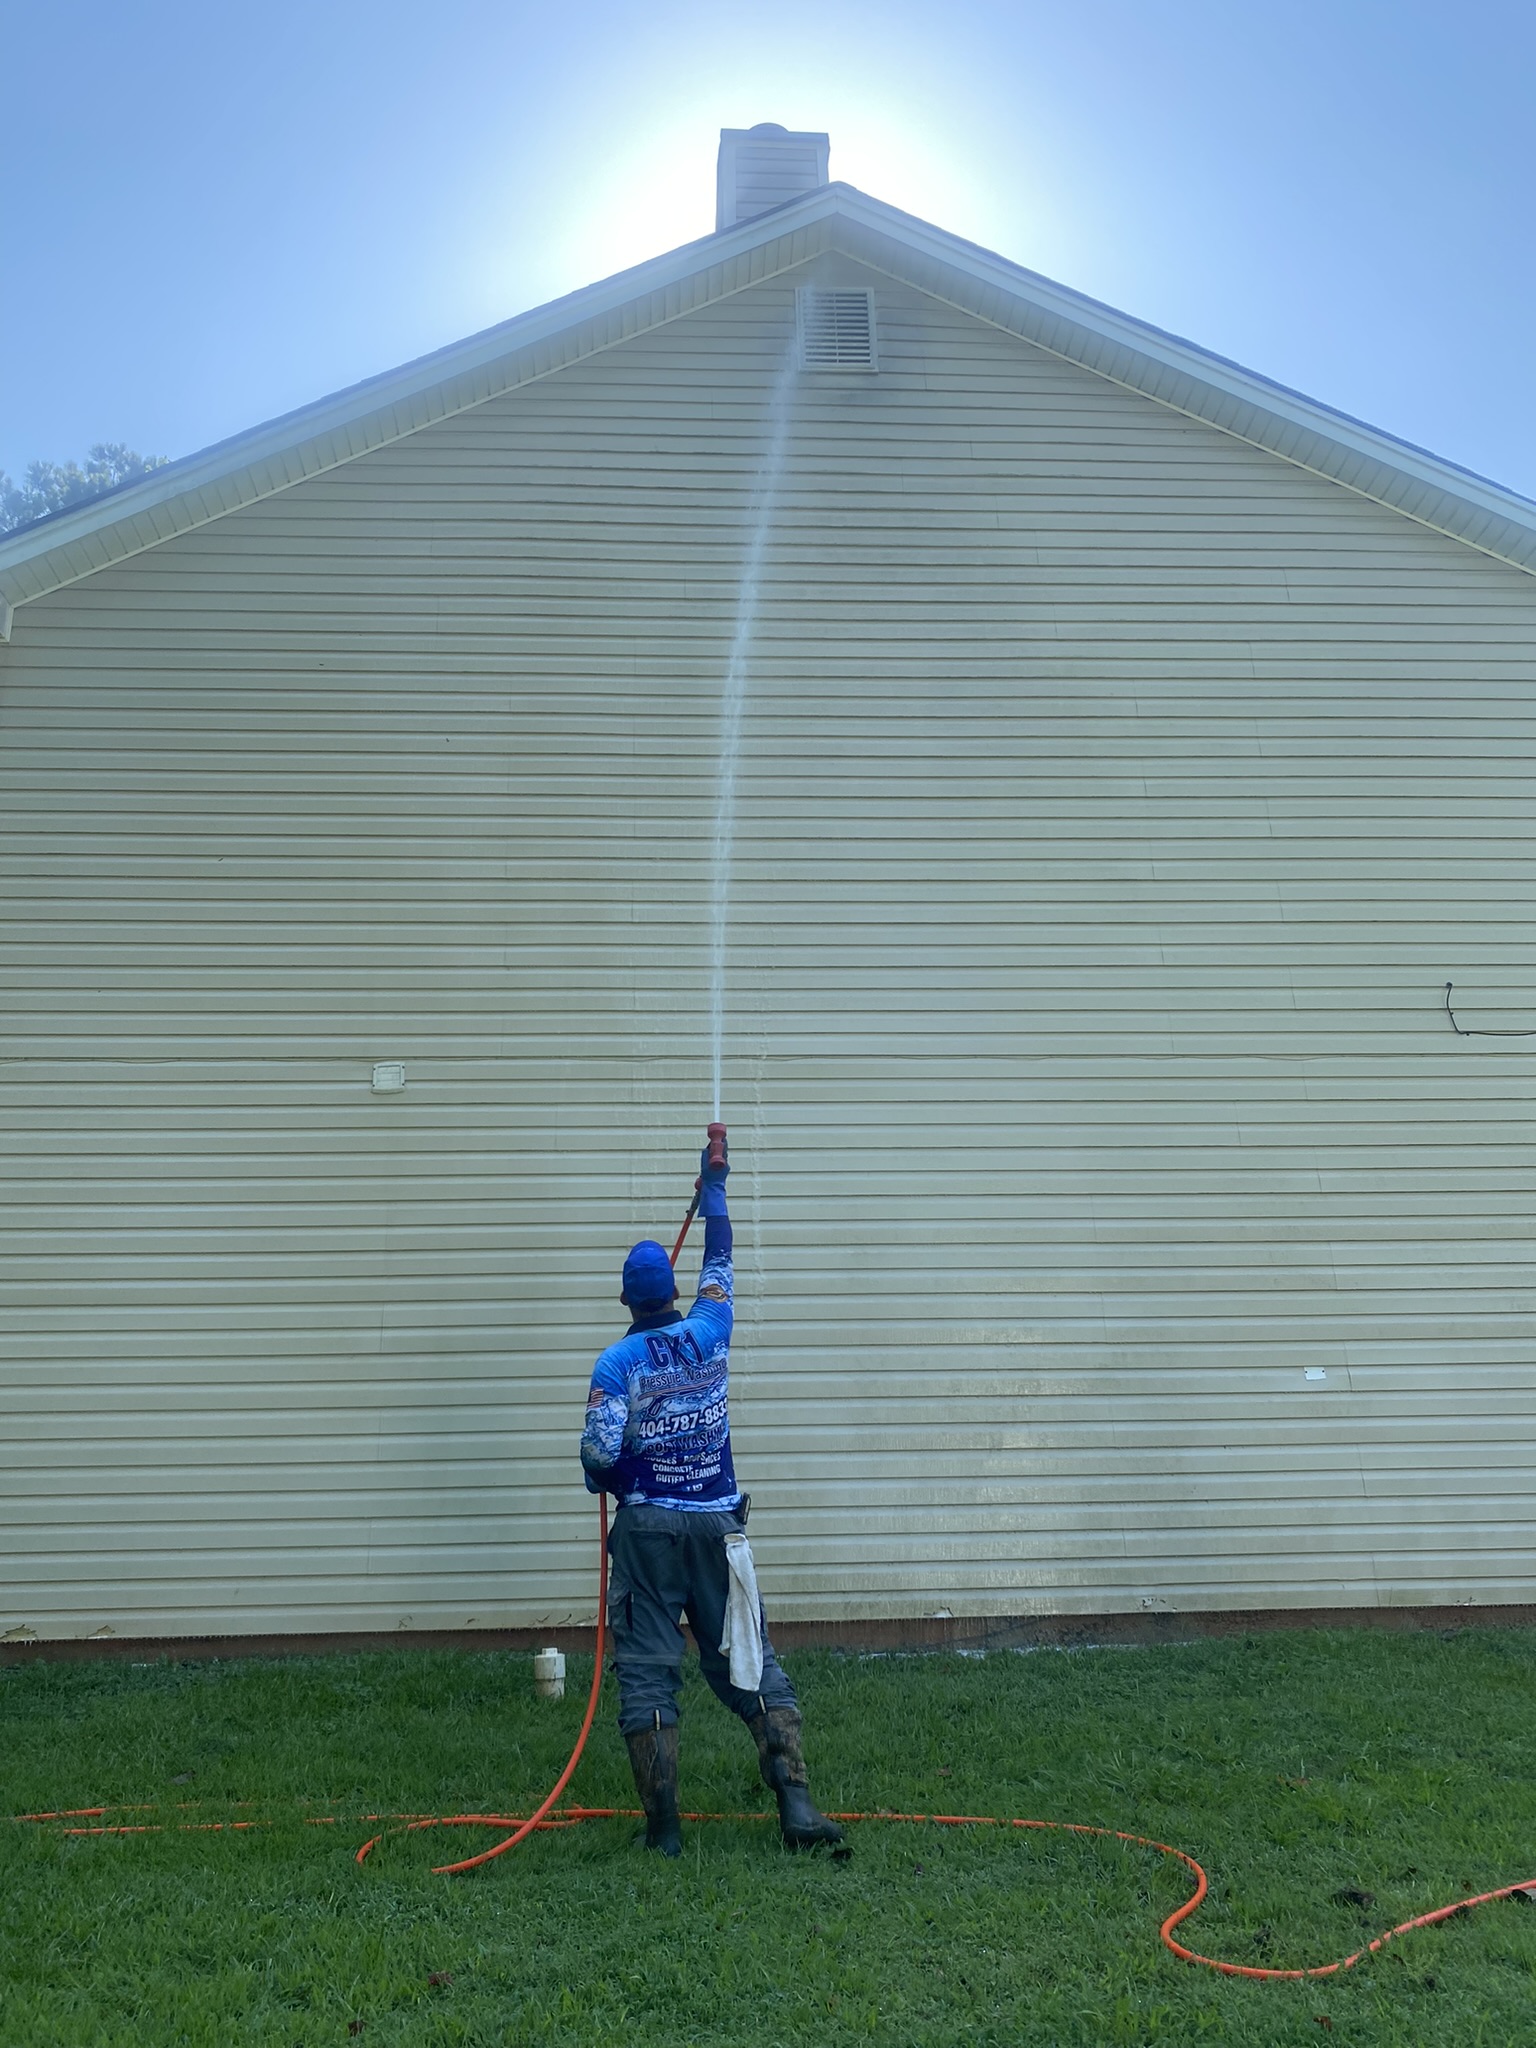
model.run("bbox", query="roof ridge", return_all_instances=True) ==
[4,183,1534,609]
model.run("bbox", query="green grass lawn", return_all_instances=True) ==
[4,1629,1535,2047]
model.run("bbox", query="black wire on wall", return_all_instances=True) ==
[1443,982,1536,1039]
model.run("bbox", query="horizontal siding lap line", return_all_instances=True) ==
[13,1486,1535,1525]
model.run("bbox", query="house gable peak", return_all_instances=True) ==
[6,166,1536,612]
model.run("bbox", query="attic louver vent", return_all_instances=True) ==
[798,288,876,370]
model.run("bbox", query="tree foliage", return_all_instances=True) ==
[0,443,170,534]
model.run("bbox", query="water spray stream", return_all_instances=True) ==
[708,347,800,1122]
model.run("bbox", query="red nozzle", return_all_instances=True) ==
[706,1122,727,1168]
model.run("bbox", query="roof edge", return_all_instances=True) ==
[823,187,1536,547]
[6,181,1536,607]
[0,191,844,606]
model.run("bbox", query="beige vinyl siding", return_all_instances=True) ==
[3,264,1535,1639]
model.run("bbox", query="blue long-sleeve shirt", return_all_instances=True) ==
[580,1212,739,1510]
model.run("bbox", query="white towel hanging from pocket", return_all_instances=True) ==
[719,1531,765,1692]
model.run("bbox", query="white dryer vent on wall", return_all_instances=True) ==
[797,288,877,370]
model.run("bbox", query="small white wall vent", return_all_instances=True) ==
[797,288,877,371]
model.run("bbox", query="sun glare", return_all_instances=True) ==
[514,104,1055,318]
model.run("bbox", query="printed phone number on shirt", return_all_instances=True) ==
[635,1395,728,1442]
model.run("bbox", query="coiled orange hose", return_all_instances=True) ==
[16,1494,1535,1983]
[373,1496,612,1876]
[19,1177,1536,1977]
[369,1196,694,1873]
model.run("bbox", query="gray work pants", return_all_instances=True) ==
[606,1502,799,1735]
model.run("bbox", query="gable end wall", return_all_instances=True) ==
[2,267,1535,1639]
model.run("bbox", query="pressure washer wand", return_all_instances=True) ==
[669,1193,700,1268]
[432,1123,725,1874]
[669,1123,727,1267]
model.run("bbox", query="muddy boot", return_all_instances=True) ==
[745,1704,845,1851]
[624,1720,682,1857]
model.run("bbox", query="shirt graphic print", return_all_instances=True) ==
[580,1220,739,1510]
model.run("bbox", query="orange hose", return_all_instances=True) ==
[17,1218,1534,1977]
[353,1493,612,1876]
[17,1497,1535,1980]
[368,1194,690,1874]
[19,1781,1534,1980]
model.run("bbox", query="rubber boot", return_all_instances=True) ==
[624,1720,682,1857]
[745,1704,845,1851]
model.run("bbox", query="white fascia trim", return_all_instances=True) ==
[0,203,838,606]
[821,187,1536,546]
[5,180,1536,609]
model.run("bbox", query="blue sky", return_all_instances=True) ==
[5,0,1535,497]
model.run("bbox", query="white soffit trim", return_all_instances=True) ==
[0,212,837,610]
[4,181,1536,610]
[823,192,1536,577]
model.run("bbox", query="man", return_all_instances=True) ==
[580,1136,844,1858]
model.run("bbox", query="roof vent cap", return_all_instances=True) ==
[717,124,830,230]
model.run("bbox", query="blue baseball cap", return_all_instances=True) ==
[622,1239,677,1310]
